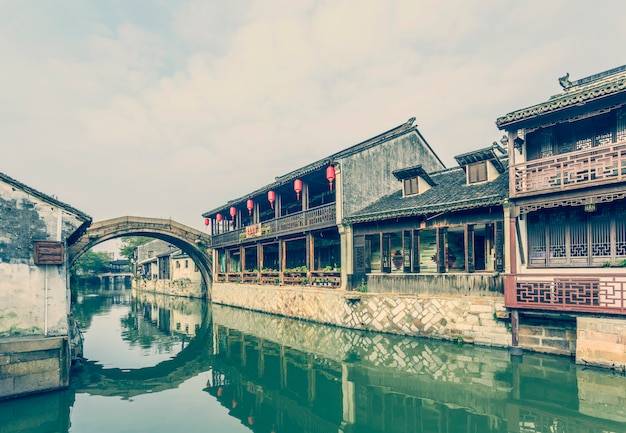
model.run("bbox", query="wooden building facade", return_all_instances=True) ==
[345,144,508,294]
[203,118,445,289]
[497,65,626,318]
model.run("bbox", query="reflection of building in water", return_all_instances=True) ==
[132,290,203,339]
[204,315,626,433]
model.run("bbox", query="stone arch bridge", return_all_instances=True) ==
[68,216,213,298]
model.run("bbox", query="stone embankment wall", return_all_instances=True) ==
[133,278,203,298]
[212,283,511,347]
[0,337,69,400]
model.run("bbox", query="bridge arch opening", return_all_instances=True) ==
[68,217,213,299]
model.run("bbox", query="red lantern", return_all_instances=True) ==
[204,218,210,227]
[294,179,303,200]
[216,213,223,222]
[229,206,237,221]
[246,199,254,215]
[267,190,275,209]
[326,165,336,191]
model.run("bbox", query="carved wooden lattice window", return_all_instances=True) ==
[528,213,547,266]
[617,109,626,142]
[527,203,626,267]
[540,130,555,158]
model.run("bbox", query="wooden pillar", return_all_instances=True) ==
[466,225,475,273]
[302,182,309,211]
[437,227,446,273]
[413,229,420,273]
[307,233,314,272]
[495,221,505,272]
[280,240,285,283]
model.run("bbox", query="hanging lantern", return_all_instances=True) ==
[246,199,254,215]
[229,206,237,221]
[216,213,223,222]
[326,165,336,191]
[294,179,303,200]
[204,218,210,227]
[267,190,275,209]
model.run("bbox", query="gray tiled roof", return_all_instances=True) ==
[496,65,626,128]
[344,162,509,224]
[202,117,445,218]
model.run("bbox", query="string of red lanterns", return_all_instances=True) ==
[212,166,334,227]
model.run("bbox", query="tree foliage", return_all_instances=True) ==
[119,236,151,261]
[71,250,112,276]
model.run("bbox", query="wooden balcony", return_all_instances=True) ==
[210,203,336,248]
[214,270,341,288]
[512,141,626,197]
[505,273,626,315]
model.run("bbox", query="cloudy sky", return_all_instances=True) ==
[1,0,625,233]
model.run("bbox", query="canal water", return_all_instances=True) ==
[1,286,626,433]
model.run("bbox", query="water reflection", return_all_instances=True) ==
[1,287,625,433]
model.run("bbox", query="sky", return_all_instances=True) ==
[2,0,626,236]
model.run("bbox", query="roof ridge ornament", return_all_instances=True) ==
[558,72,572,90]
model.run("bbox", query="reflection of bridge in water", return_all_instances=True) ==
[72,292,213,399]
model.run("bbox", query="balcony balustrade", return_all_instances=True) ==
[210,203,336,248]
[505,273,626,315]
[214,270,341,288]
[513,141,626,197]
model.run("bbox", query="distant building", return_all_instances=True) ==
[134,239,203,297]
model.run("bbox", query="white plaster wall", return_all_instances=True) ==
[0,263,69,336]
[0,177,88,337]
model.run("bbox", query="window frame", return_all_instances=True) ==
[467,161,488,184]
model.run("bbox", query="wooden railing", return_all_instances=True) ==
[214,270,341,288]
[505,273,626,315]
[512,141,626,196]
[211,203,336,248]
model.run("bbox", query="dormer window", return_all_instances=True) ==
[393,165,436,197]
[403,177,419,196]
[468,161,488,184]
[454,144,507,185]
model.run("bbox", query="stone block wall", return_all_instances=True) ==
[211,283,511,347]
[134,277,204,298]
[0,337,69,400]
[518,315,577,357]
[576,316,626,370]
